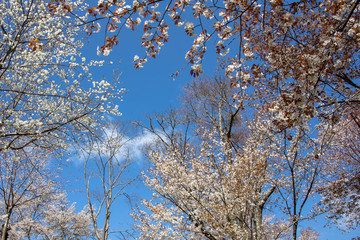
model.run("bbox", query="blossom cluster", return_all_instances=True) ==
[0,0,123,151]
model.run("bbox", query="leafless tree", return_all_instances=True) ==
[81,121,137,240]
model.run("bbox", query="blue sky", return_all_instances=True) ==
[82,24,212,121]
[61,16,360,240]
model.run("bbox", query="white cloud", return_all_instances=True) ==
[71,126,159,165]
[114,130,158,161]
[68,118,164,166]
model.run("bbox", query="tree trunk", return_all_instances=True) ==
[292,217,298,240]
[1,213,10,240]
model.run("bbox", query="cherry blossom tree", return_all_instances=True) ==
[132,76,336,239]
[0,0,123,152]
[0,148,93,240]
[0,1,126,238]
[133,77,282,239]
[134,130,275,239]
[80,0,359,101]
[317,105,360,230]
[9,191,93,240]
